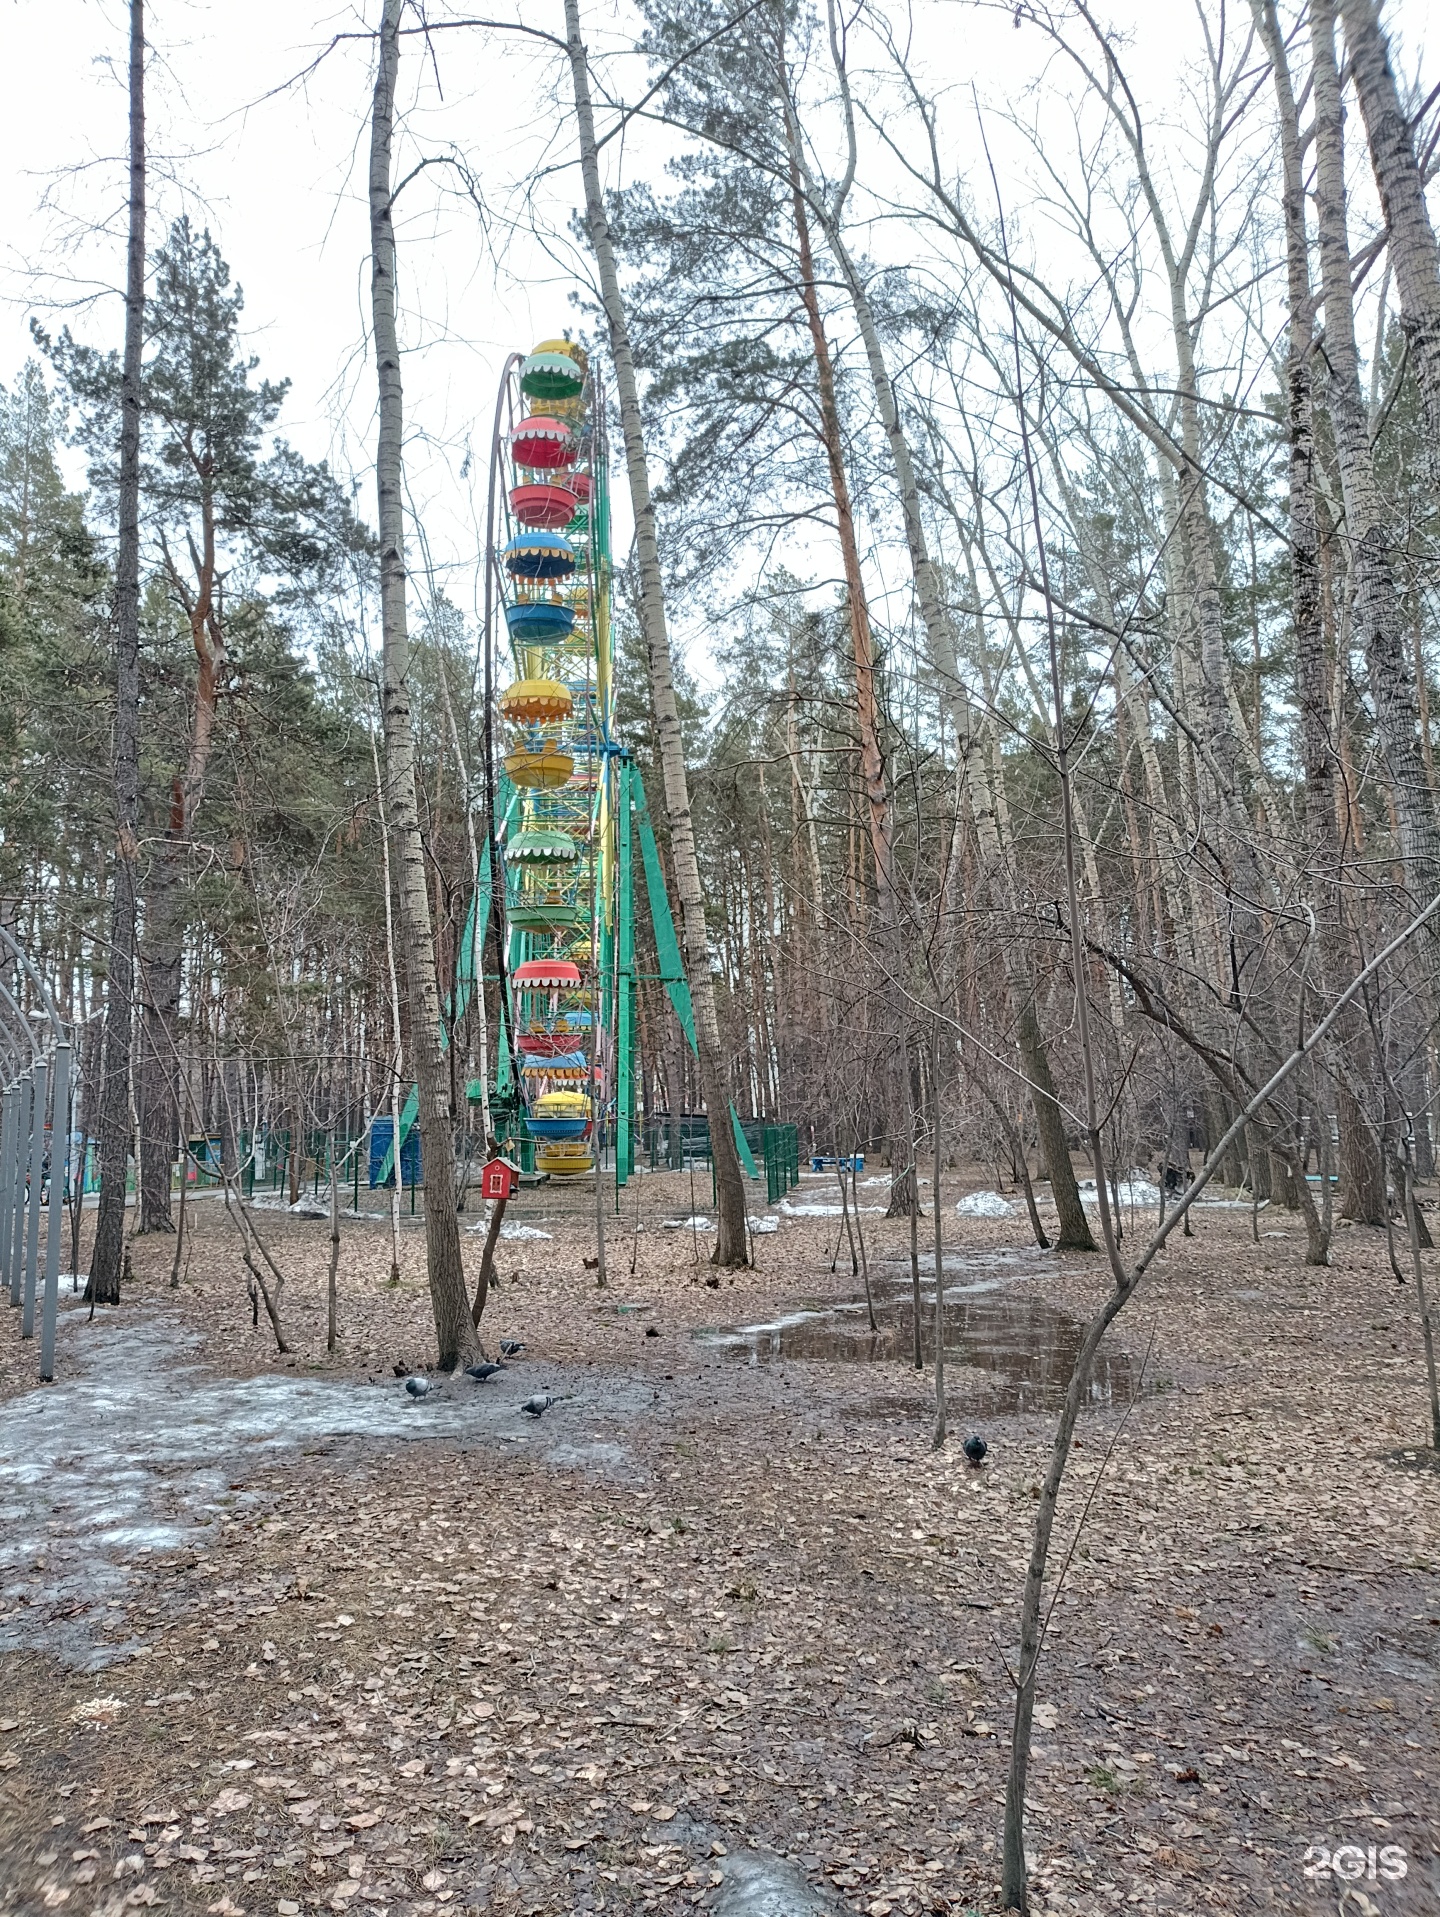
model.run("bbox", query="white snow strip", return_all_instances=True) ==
[777,1199,886,1218]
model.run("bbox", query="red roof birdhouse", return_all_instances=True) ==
[481,1156,521,1200]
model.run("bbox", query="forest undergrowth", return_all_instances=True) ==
[0,1175,1436,1917]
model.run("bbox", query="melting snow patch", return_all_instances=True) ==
[0,1310,639,1668]
[778,1199,885,1218]
[661,1216,714,1231]
[747,1215,779,1234]
[1079,1175,1161,1208]
[465,1215,552,1240]
[955,1190,1017,1218]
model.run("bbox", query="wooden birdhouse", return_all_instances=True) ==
[480,1156,521,1201]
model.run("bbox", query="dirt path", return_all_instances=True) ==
[1,1174,1436,1915]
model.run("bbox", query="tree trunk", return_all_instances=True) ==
[785,112,912,1221]
[136,853,182,1232]
[1341,0,1440,504]
[368,0,477,1368]
[86,0,145,1309]
[1338,1079,1387,1224]
[1254,2,1338,943]
[136,543,225,1233]
[1313,2,1440,924]
[563,0,748,1267]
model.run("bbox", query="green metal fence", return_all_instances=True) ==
[761,1123,801,1206]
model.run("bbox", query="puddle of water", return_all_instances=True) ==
[696,1254,1131,1413]
[0,1306,641,1668]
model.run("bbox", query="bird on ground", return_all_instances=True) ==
[404,1375,431,1400]
[499,1340,525,1357]
[520,1394,554,1417]
[465,1362,507,1382]
[963,1434,988,1465]
[644,1325,660,1339]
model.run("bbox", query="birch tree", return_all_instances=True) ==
[563,0,750,1268]
[368,0,479,1364]
[1342,0,1440,500]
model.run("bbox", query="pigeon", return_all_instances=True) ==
[963,1434,988,1465]
[405,1375,431,1400]
[520,1394,554,1417]
[465,1362,507,1382]
[499,1340,526,1357]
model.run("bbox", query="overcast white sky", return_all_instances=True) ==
[1,0,1433,674]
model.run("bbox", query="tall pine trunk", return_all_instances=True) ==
[563,0,748,1267]
[136,528,226,1232]
[86,0,145,1308]
[785,126,913,1219]
[368,0,478,1366]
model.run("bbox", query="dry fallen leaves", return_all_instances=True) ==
[1,1191,1436,1917]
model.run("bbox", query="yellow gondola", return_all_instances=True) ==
[505,747,575,789]
[499,678,572,725]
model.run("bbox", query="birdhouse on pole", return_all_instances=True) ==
[481,1156,521,1201]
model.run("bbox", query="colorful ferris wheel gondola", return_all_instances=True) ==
[499,679,573,725]
[503,530,577,579]
[505,600,575,643]
[521,348,587,404]
[509,480,580,530]
[510,414,574,469]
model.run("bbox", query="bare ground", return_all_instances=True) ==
[0,1170,1437,1917]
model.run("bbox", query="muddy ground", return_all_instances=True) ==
[0,1168,1436,1917]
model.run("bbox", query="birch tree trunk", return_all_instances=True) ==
[562,0,749,1267]
[1341,0,1440,500]
[368,0,478,1365]
[1313,2,1440,925]
[1254,0,1338,1262]
[86,0,145,1308]
[1256,2,1331,870]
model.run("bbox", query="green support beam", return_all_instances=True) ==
[616,754,636,1184]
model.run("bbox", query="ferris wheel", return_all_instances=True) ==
[479,336,703,1191]
[374,335,748,1201]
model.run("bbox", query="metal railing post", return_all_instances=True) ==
[9,1073,32,1311]
[41,1044,70,1382]
[1,1085,16,1305]
[22,1058,48,1339]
